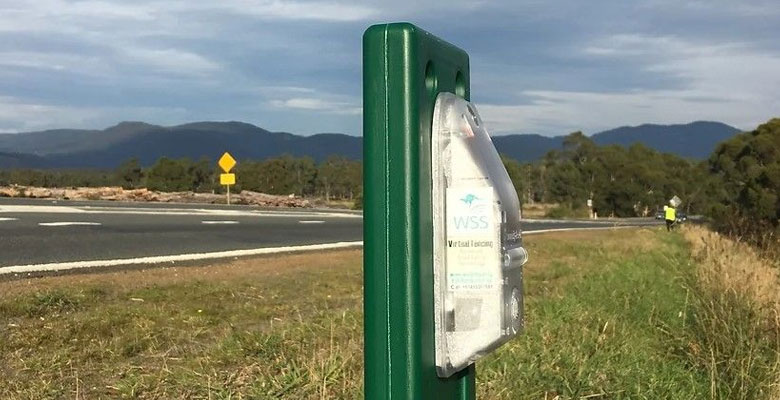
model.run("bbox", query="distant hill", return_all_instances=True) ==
[492,121,740,162]
[492,135,565,162]
[0,152,49,168]
[0,120,741,168]
[590,121,740,159]
[0,121,362,168]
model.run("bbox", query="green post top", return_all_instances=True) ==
[362,23,474,399]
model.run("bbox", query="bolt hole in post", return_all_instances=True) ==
[425,60,438,95]
[455,71,466,98]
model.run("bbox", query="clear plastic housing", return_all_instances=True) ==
[431,92,526,378]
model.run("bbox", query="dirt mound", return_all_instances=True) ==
[0,185,310,208]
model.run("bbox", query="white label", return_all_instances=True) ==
[445,187,499,292]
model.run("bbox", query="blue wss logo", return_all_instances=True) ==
[451,215,490,229]
[460,194,480,206]
[451,194,490,230]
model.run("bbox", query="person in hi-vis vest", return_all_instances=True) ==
[663,203,676,231]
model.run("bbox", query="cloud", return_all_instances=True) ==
[207,0,378,22]
[269,97,361,115]
[0,1,777,136]
[583,34,742,59]
[0,1,223,79]
[478,34,779,135]
[0,51,107,74]
[0,96,187,133]
[480,89,741,135]
[120,47,221,76]
[641,0,780,18]
[0,1,157,34]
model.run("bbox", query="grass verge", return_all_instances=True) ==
[479,228,706,399]
[671,226,780,399]
[0,227,777,399]
[0,251,364,399]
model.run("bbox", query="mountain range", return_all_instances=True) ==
[0,120,741,169]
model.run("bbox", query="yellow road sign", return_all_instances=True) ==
[220,173,235,185]
[218,152,237,172]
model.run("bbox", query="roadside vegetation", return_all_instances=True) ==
[0,155,363,206]
[677,225,779,399]
[707,118,780,258]
[0,251,365,399]
[1,227,777,399]
[479,226,778,399]
[1,118,777,220]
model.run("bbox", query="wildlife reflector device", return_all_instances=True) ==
[432,92,527,377]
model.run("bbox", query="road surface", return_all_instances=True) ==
[0,198,660,274]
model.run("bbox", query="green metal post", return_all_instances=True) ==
[363,23,475,399]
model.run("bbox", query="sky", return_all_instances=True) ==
[0,0,778,136]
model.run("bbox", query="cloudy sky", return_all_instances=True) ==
[0,0,778,136]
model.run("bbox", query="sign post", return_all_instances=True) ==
[587,199,593,219]
[218,152,236,205]
[363,23,475,400]
[364,22,527,400]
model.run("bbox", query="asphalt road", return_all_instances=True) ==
[0,198,660,270]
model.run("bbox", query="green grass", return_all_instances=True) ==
[543,204,590,219]
[0,252,364,399]
[478,229,707,399]
[0,228,776,399]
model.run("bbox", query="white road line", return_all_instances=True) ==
[524,225,640,235]
[38,222,102,227]
[0,217,18,222]
[523,218,643,224]
[201,220,239,225]
[0,226,649,276]
[0,206,85,213]
[0,205,361,219]
[299,220,325,224]
[0,241,364,275]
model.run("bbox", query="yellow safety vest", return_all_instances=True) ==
[665,206,676,221]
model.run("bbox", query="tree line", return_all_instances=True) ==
[500,118,779,253]
[707,118,779,250]
[1,118,777,247]
[502,131,713,218]
[0,138,709,218]
[0,155,362,202]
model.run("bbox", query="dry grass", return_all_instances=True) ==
[683,225,780,314]
[678,225,780,399]
[308,198,357,210]
[0,250,364,399]
[0,249,360,299]
[4,228,694,399]
[522,203,558,218]
[2,227,777,399]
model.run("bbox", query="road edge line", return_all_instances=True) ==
[0,241,364,275]
[523,225,642,235]
[0,226,650,276]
